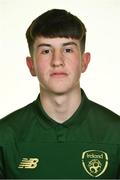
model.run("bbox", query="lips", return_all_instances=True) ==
[50,72,68,77]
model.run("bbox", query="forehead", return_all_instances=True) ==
[34,36,80,48]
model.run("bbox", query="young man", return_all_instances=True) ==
[0,9,120,179]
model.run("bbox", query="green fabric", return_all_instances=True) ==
[0,90,120,179]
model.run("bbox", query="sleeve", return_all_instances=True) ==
[117,145,120,179]
[0,147,5,179]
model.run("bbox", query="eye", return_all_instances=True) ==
[41,49,50,54]
[64,47,73,53]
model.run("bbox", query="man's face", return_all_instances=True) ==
[26,37,90,95]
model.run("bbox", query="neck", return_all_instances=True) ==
[40,86,81,123]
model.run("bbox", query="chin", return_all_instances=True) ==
[49,87,74,95]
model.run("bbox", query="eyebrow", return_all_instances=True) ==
[37,44,51,48]
[62,42,78,47]
[37,41,78,48]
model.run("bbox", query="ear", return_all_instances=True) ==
[81,52,91,73]
[26,56,36,76]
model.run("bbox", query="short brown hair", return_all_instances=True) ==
[26,9,86,55]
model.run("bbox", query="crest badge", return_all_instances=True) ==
[82,150,108,177]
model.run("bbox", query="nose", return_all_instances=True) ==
[51,50,65,67]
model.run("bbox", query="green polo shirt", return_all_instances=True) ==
[0,90,120,179]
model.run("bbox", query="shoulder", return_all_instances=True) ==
[0,101,35,125]
[0,100,37,141]
[81,89,120,122]
[88,100,120,120]
[84,99,120,143]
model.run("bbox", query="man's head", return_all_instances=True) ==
[26,9,86,56]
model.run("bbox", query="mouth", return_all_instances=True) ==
[50,72,68,78]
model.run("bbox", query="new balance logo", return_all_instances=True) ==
[18,158,39,169]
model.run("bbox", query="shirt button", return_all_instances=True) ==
[55,125,67,143]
